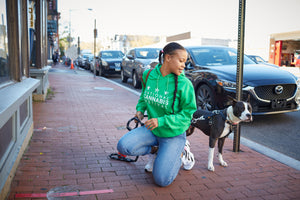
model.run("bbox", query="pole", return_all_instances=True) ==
[68,9,71,48]
[94,19,97,77]
[233,0,246,152]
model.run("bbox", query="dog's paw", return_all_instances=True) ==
[208,165,215,172]
[220,161,228,167]
[218,153,228,167]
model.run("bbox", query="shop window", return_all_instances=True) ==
[0,117,13,165]
[20,99,29,131]
[0,0,10,84]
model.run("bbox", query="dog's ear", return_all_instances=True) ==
[246,94,251,103]
[186,126,195,136]
[227,95,237,106]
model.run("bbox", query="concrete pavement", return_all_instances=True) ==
[7,64,300,200]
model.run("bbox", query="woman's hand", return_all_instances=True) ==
[135,111,144,121]
[145,118,158,131]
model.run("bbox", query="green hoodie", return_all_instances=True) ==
[136,64,197,138]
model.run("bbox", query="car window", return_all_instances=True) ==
[190,48,254,66]
[254,56,266,63]
[136,49,159,59]
[101,51,124,58]
[129,50,135,58]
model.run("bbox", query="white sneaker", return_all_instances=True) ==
[145,153,156,172]
[181,140,195,170]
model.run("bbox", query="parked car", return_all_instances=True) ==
[121,47,160,88]
[182,46,300,115]
[95,50,124,76]
[247,55,279,68]
[75,55,84,67]
[84,54,94,70]
[81,53,93,68]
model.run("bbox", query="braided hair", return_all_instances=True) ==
[159,42,185,114]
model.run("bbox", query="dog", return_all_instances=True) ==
[186,95,253,171]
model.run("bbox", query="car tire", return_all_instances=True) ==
[121,69,128,83]
[99,66,104,76]
[133,71,141,89]
[196,84,215,111]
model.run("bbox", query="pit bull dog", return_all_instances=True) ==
[186,95,253,171]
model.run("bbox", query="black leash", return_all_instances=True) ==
[109,115,147,163]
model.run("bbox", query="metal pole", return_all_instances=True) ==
[94,19,97,77]
[233,0,246,152]
[68,9,71,48]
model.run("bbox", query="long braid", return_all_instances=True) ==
[158,50,163,64]
[160,42,185,114]
[171,75,178,114]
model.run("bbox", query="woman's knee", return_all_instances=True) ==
[153,172,174,187]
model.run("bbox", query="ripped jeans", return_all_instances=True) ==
[117,126,186,187]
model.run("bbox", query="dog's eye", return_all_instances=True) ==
[248,105,252,112]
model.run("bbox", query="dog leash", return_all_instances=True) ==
[109,115,147,162]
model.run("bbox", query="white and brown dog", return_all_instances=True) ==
[186,95,253,171]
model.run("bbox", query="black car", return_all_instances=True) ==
[84,54,94,70]
[247,55,279,68]
[183,46,300,115]
[81,53,93,68]
[121,47,160,88]
[95,50,124,76]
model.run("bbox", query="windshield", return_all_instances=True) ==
[136,48,160,59]
[189,47,255,66]
[101,51,124,58]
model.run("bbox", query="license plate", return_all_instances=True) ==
[271,99,287,109]
[115,67,121,71]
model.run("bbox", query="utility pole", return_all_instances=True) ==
[94,19,97,77]
[233,0,246,152]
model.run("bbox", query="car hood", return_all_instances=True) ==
[211,64,297,86]
[102,58,122,63]
[135,58,158,65]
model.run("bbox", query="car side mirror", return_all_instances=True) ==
[185,61,194,70]
[127,55,134,60]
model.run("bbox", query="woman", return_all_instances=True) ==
[117,42,197,187]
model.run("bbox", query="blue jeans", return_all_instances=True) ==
[117,126,186,187]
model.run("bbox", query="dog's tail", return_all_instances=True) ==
[186,125,195,136]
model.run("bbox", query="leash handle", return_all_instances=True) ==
[126,115,148,131]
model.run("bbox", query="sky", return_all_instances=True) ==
[58,0,300,58]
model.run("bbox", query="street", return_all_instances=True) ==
[107,74,300,162]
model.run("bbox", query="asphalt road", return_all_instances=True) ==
[107,74,300,161]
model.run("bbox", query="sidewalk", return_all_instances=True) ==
[8,64,300,200]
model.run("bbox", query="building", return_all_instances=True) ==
[0,0,55,199]
[269,30,300,66]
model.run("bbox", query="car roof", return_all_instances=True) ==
[184,45,232,49]
[100,50,123,52]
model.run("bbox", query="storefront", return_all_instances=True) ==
[0,0,54,199]
[269,30,300,67]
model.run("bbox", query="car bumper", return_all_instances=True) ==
[218,86,300,115]
[104,65,121,74]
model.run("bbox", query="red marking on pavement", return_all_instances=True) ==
[15,189,113,198]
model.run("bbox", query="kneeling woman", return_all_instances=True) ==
[117,42,197,187]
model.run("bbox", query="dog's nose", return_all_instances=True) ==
[246,113,252,120]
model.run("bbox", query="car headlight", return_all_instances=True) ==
[102,61,108,66]
[216,79,246,90]
[138,64,151,69]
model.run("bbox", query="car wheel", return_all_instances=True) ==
[196,84,215,111]
[121,69,128,83]
[132,71,141,88]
